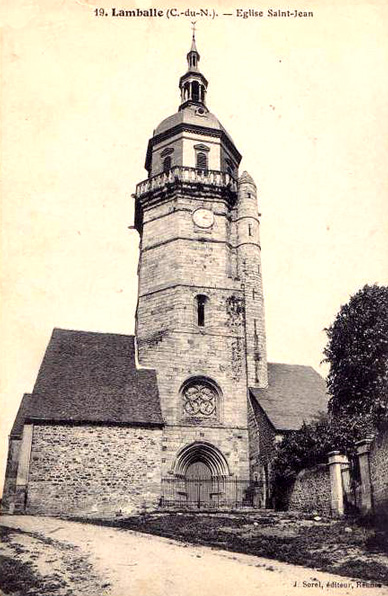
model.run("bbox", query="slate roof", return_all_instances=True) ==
[18,329,163,428]
[10,394,33,438]
[250,363,328,432]
[154,104,235,144]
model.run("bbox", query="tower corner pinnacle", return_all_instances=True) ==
[238,171,257,188]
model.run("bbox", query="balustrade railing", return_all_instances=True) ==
[136,166,237,197]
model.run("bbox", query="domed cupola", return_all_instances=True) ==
[137,29,242,207]
[179,30,208,110]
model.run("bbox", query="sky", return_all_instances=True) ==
[1,0,388,490]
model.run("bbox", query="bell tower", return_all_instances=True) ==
[134,32,267,498]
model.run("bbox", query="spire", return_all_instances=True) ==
[190,21,198,53]
[187,21,200,72]
[179,24,208,111]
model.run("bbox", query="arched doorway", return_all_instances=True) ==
[171,441,230,509]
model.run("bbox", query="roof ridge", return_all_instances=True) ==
[52,327,135,339]
[268,362,316,369]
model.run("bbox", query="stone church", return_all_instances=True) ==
[3,34,327,516]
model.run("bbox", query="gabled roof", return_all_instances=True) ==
[10,394,33,438]
[250,363,328,432]
[22,329,163,427]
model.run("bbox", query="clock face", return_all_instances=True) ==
[192,208,214,229]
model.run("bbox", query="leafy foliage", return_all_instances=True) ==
[272,284,388,490]
[324,284,388,424]
[272,417,331,481]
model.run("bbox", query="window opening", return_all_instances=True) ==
[192,81,200,102]
[196,152,208,171]
[255,359,260,384]
[163,156,171,173]
[196,295,207,327]
[248,223,253,236]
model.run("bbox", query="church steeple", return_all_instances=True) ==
[179,25,208,111]
[187,25,200,71]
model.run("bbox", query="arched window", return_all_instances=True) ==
[196,152,208,171]
[196,294,208,327]
[163,156,171,173]
[225,158,234,178]
[192,81,200,102]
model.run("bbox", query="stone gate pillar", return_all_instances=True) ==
[356,438,374,515]
[328,451,347,517]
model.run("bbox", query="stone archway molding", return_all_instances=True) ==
[172,440,230,478]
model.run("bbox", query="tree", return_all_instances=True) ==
[272,285,388,504]
[324,284,388,427]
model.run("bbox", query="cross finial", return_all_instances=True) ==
[191,21,197,40]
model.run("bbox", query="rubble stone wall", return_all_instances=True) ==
[288,463,331,515]
[370,429,388,519]
[26,423,162,517]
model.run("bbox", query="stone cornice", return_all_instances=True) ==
[135,177,237,233]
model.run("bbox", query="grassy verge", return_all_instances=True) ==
[72,511,388,585]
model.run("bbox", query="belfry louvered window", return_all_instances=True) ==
[196,152,208,171]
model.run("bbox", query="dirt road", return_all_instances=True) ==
[1,515,386,596]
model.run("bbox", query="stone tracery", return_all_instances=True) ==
[182,379,218,418]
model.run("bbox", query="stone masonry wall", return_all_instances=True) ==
[248,396,277,475]
[136,186,251,481]
[1,438,21,512]
[27,424,162,517]
[247,396,278,506]
[236,176,268,388]
[161,426,249,480]
[370,429,388,519]
[247,398,261,482]
[288,464,331,515]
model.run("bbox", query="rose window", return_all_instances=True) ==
[183,382,217,418]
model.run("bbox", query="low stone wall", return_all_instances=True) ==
[26,423,163,517]
[289,463,331,515]
[370,429,388,519]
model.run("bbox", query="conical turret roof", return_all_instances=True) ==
[239,171,256,187]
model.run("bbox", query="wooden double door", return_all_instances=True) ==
[185,461,215,508]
